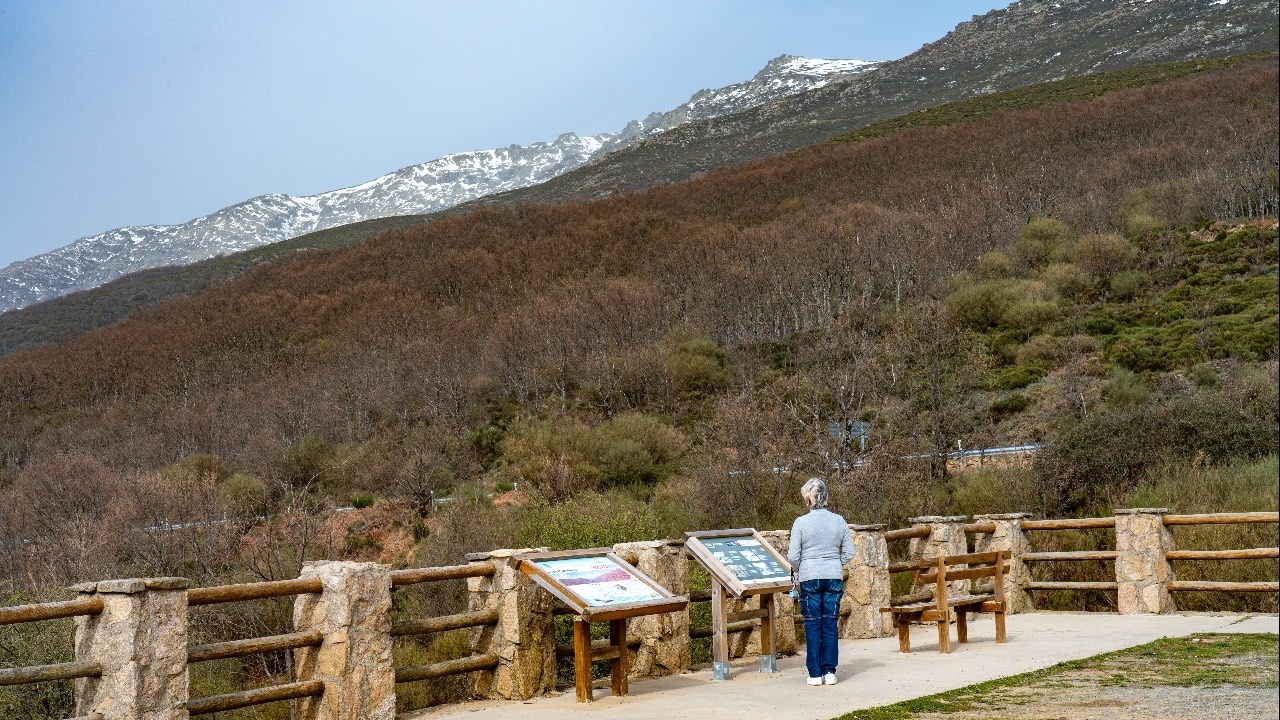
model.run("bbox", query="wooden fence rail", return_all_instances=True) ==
[1168,581,1280,593]
[0,596,103,626]
[187,577,322,606]
[186,679,325,716]
[395,653,500,684]
[1022,517,1117,530]
[0,659,101,687]
[188,629,323,663]
[1163,512,1279,525]
[391,608,499,637]
[390,562,495,586]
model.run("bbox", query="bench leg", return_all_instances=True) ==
[956,610,968,643]
[995,610,1006,643]
[937,616,950,654]
[897,617,911,653]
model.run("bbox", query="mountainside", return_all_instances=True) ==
[0,56,875,313]
[461,0,1279,208]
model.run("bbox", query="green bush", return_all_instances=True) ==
[493,413,687,500]
[1109,270,1153,301]
[1074,233,1138,276]
[1039,262,1089,298]
[990,393,1031,420]
[669,338,733,396]
[519,491,666,550]
[1102,367,1150,407]
[1014,217,1073,268]
[976,250,1015,279]
[945,279,1056,332]
[1034,394,1278,515]
[991,361,1049,390]
[350,494,375,509]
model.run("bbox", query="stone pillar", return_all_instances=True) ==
[908,515,971,597]
[292,561,395,720]
[466,549,556,699]
[613,540,689,677]
[972,513,1032,613]
[841,524,891,638]
[72,577,190,720]
[1115,508,1175,614]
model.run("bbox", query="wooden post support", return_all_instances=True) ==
[709,578,730,681]
[573,619,592,703]
[758,592,776,673]
[609,619,628,697]
[934,556,950,654]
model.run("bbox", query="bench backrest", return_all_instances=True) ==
[907,550,1010,610]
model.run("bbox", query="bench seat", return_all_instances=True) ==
[879,550,1010,653]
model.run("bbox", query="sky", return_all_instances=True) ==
[0,1,1008,269]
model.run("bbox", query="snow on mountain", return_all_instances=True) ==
[0,55,877,313]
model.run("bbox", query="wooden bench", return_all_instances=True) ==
[879,550,1010,653]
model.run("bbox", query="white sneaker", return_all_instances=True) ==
[807,676,823,686]
[823,673,838,685]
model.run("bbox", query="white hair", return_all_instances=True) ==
[801,477,828,509]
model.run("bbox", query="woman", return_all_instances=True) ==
[788,477,855,686]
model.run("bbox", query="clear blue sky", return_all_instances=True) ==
[0,1,1006,268]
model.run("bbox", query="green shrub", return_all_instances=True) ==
[1109,270,1153,301]
[1014,217,1073,268]
[1074,233,1138,276]
[1034,394,1278,515]
[1004,298,1061,336]
[1039,262,1089,298]
[493,413,687,500]
[669,338,733,396]
[945,279,1056,331]
[519,491,666,550]
[1102,367,1150,407]
[1188,363,1220,389]
[990,393,1031,420]
[350,493,375,509]
[991,361,1049,390]
[976,250,1015,278]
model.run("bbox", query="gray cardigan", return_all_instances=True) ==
[788,508,856,582]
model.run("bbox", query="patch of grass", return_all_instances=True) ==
[831,633,1278,719]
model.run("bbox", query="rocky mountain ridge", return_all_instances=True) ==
[0,55,876,313]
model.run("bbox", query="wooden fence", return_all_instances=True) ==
[1,509,1275,719]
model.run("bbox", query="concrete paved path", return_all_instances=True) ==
[404,612,1279,720]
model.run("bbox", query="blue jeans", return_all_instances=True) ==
[800,578,842,678]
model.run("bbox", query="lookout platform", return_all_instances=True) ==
[405,612,1279,720]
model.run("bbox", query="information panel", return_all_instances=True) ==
[684,528,793,598]
[515,548,688,622]
[530,555,666,607]
[698,535,790,583]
